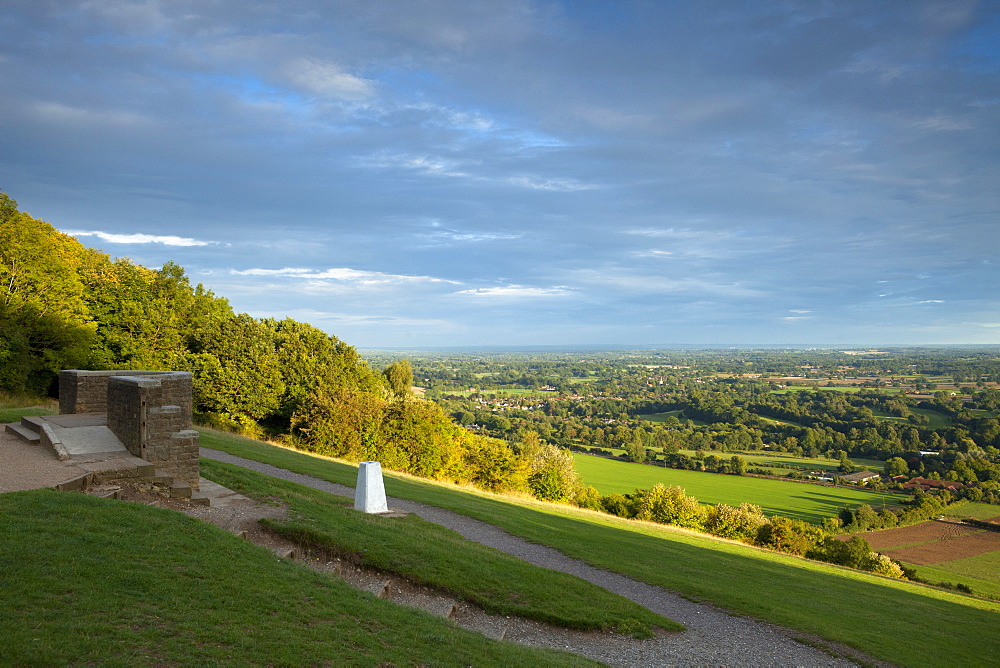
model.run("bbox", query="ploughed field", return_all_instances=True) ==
[852,504,1000,600]
[572,452,899,525]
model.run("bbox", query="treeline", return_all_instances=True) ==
[0,192,580,503]
[573,482,906,579]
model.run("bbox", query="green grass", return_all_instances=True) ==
[722,451,885,473]
[0,405,56,423]
[873,407,952,429]
[573,453,898,524]
[0,489,590,666]
[944,503,1000,521]
[638,411,708,426]
[199,429,1000,667]
[200,458,678,635]
[904,552,1000,600]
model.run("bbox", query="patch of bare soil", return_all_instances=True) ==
[884,528,1000,566]
[862,519,978,551]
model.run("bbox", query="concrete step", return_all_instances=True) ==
[20,415,47,434]
[79,457,156,484]
[190,492,211,507]
[169,483,192,499]
[273,547,298,560]
[55,473,93,492]
[4,422,40,443]
[150,474,174,487]
[86,485,123,499]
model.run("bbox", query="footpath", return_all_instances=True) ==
[200,447,877,668]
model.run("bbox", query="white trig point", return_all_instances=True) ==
[355,461,389,514]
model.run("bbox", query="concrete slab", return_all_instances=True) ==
[44,414,107,428]
[4,422,40,442]
[0,429,89,492]
[195,477,252,509]
[50,425,127,456]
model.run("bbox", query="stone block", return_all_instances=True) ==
[355,461,389,514]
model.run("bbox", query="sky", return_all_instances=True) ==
[2,1,998,349]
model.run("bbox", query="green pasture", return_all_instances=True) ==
[638,411,707,426]
[944,503,1000,521]
[904,552,1000,600]
[873,407,953,429]
[572,453,898,524]
[198,429,1000,667]
[728,451,885,474]
[431,387,539,398]
[769,386,906,395]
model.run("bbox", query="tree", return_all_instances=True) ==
[0,193,95,394]
[633,484,705,530]
[527,443,581,502]
[625,434,648,463]
[884,456,909,477]
[382,359,414,398]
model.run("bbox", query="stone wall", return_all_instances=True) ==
[60,370,200,488]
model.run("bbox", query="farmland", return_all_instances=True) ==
[572,452,898,524]
[855,504,1000,600]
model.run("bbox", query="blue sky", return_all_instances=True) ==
[2,1,998,348]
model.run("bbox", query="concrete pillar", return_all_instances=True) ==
[355,461,389,514]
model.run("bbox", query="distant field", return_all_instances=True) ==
[729,451,884,473]
[945,503,1000,521]
[429,387,540,397]
[857,512,1000,600]
[572,453,900,524]
[638,411,708,426]
[768,385,907,395]
[873,407,953,429]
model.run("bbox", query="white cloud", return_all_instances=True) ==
[507,175,596,192]
[789,309,812,314]
[231,267,458,286]
[631,249,675,258]
[569,269,763,297]
[285,58,375,100]
[454,285,574,298]
[249,308,452,329]
[66,230,212,246]
[35,102,153,128]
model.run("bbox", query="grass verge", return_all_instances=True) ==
[199,428,1000,667]
[201,458,679,635]
[0,488,594,666]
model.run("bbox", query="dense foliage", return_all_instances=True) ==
[0,192,576,501]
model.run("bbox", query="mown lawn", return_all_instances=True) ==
[199,429,1000,668]
[0,489,590,667]
[572,452,900,524]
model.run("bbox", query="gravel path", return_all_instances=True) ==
[202,448,872,667]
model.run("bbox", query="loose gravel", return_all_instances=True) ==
[201,448,882,667]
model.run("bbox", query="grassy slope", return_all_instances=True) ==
[201,458,679,635]
[0,489,590,667]
[199,430,1000,668]
[572,452,898,523]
